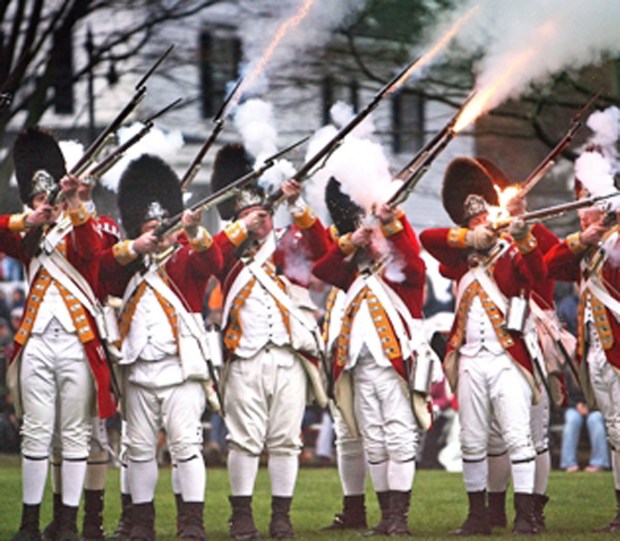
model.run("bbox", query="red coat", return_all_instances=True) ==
[312,217,426,381]
[545,230,620,371]
[530,223,559,309]
[0,212,116,418]
[419,228,546,375]
[100,232,223,313]
[215,218,330,297]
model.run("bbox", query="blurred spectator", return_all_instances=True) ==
[556,282,578,336]
[0,290,10,322]
[10,307,23,334]
[560,369,609,472]
[2,255,23,282]
[10,287,25,310]
[0,316,19,453]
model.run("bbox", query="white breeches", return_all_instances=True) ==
[331,402,365,458]
[125,379,206,462]
[587,344,620,450]
[488,385,549,455]
[458,350,534,462]
[352,352,419,464]
[20,327,94,459]
[224,346,307,456]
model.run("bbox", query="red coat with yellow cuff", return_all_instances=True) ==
[544,227,620,371]
[0,209,116,418]
[312,214,426,383]
[100,229,223,316]
[419,227,546,377]
[214,206,330,360]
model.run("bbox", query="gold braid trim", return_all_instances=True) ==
[113,240,138,266]
[447,228,469,248]
[67,204,90,226]
[338,233,356,256]
[566,232,586,254]
[8,213,28,232]
[292,205,317,230]
[224,221,248,247]
[380,217,404,238]
[188,227,213,251]
[513,231,537,254]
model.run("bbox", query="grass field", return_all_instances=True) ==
[0,453,618,540]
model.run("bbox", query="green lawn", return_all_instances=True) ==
[0,453,617,540]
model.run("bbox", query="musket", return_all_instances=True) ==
[266,56,421,208]
[387,92,477,207]
[69,45,174,179]
[23,46,174,258]
[179,78,243,191]
[500,192,620,228]
[83,97,182,182]
[153,135,309,239]
[517,92,600,198]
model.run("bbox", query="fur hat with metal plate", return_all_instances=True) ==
[442,157,499,226]
[118,154,183,239]
[12,127,66,205]
[325,176,364,235]
[210,143,263,221]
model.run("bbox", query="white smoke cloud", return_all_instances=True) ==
[99,123,184,193]
[444,0,620,118]
[304,101,392,225]
[58,140,85,172]
[237,0,366,94]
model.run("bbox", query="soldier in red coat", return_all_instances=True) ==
[2,127,113,541]
[420,157,546,535]
[313,177,428,537]
[476,158,564,532]
[99,154,223,541]
[544,178,620,533]
[211,144,329,541]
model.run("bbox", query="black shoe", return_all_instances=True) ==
[321,495,367,531]
[12,504,42,541]
[269,497,294,539]
[449,491,491,536]
[362,491,390,537]
[228,496,262,541]
[512,493,539,535]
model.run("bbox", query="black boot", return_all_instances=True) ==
[593,489,620,533]
[228,496,261,541]
[450,491,491,536]
[128,502,155,541]
[11,504,42,541]
[178,501,206,540]
[321,494,367,530]
[363,491,390,537]
[388,490,411,537]
[532,494,549,532]
[42,493,61,541]
[512,493,538,535]
[113,494,132,540]
[56,504,79,541]
[269,496,294,539]
[82,490,105,541]
[487,491,507,529]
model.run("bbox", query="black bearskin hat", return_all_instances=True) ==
[118,154,183,239]
[13,127,66,205]
[476,157,512,190]
[442,157,499,226]
[325,176,364,235]
[210,144,263,220]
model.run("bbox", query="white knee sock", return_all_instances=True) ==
[23,457,49,505]
[177,456,206,503]
[338,451,366,496]
[368,461,389,493]
[62,460,88,507]
[129,459,158,504]
[268,455,298,497]
[613,451,620,490]
[487,454,510,492]
[228,450,259,496]
[84,458,108,491]
[120,463,129,495]
[534,450,550,494]
[171,463,180,495]
[511,459,535,494]
[388,460,415,492]
[463,460,487,493]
